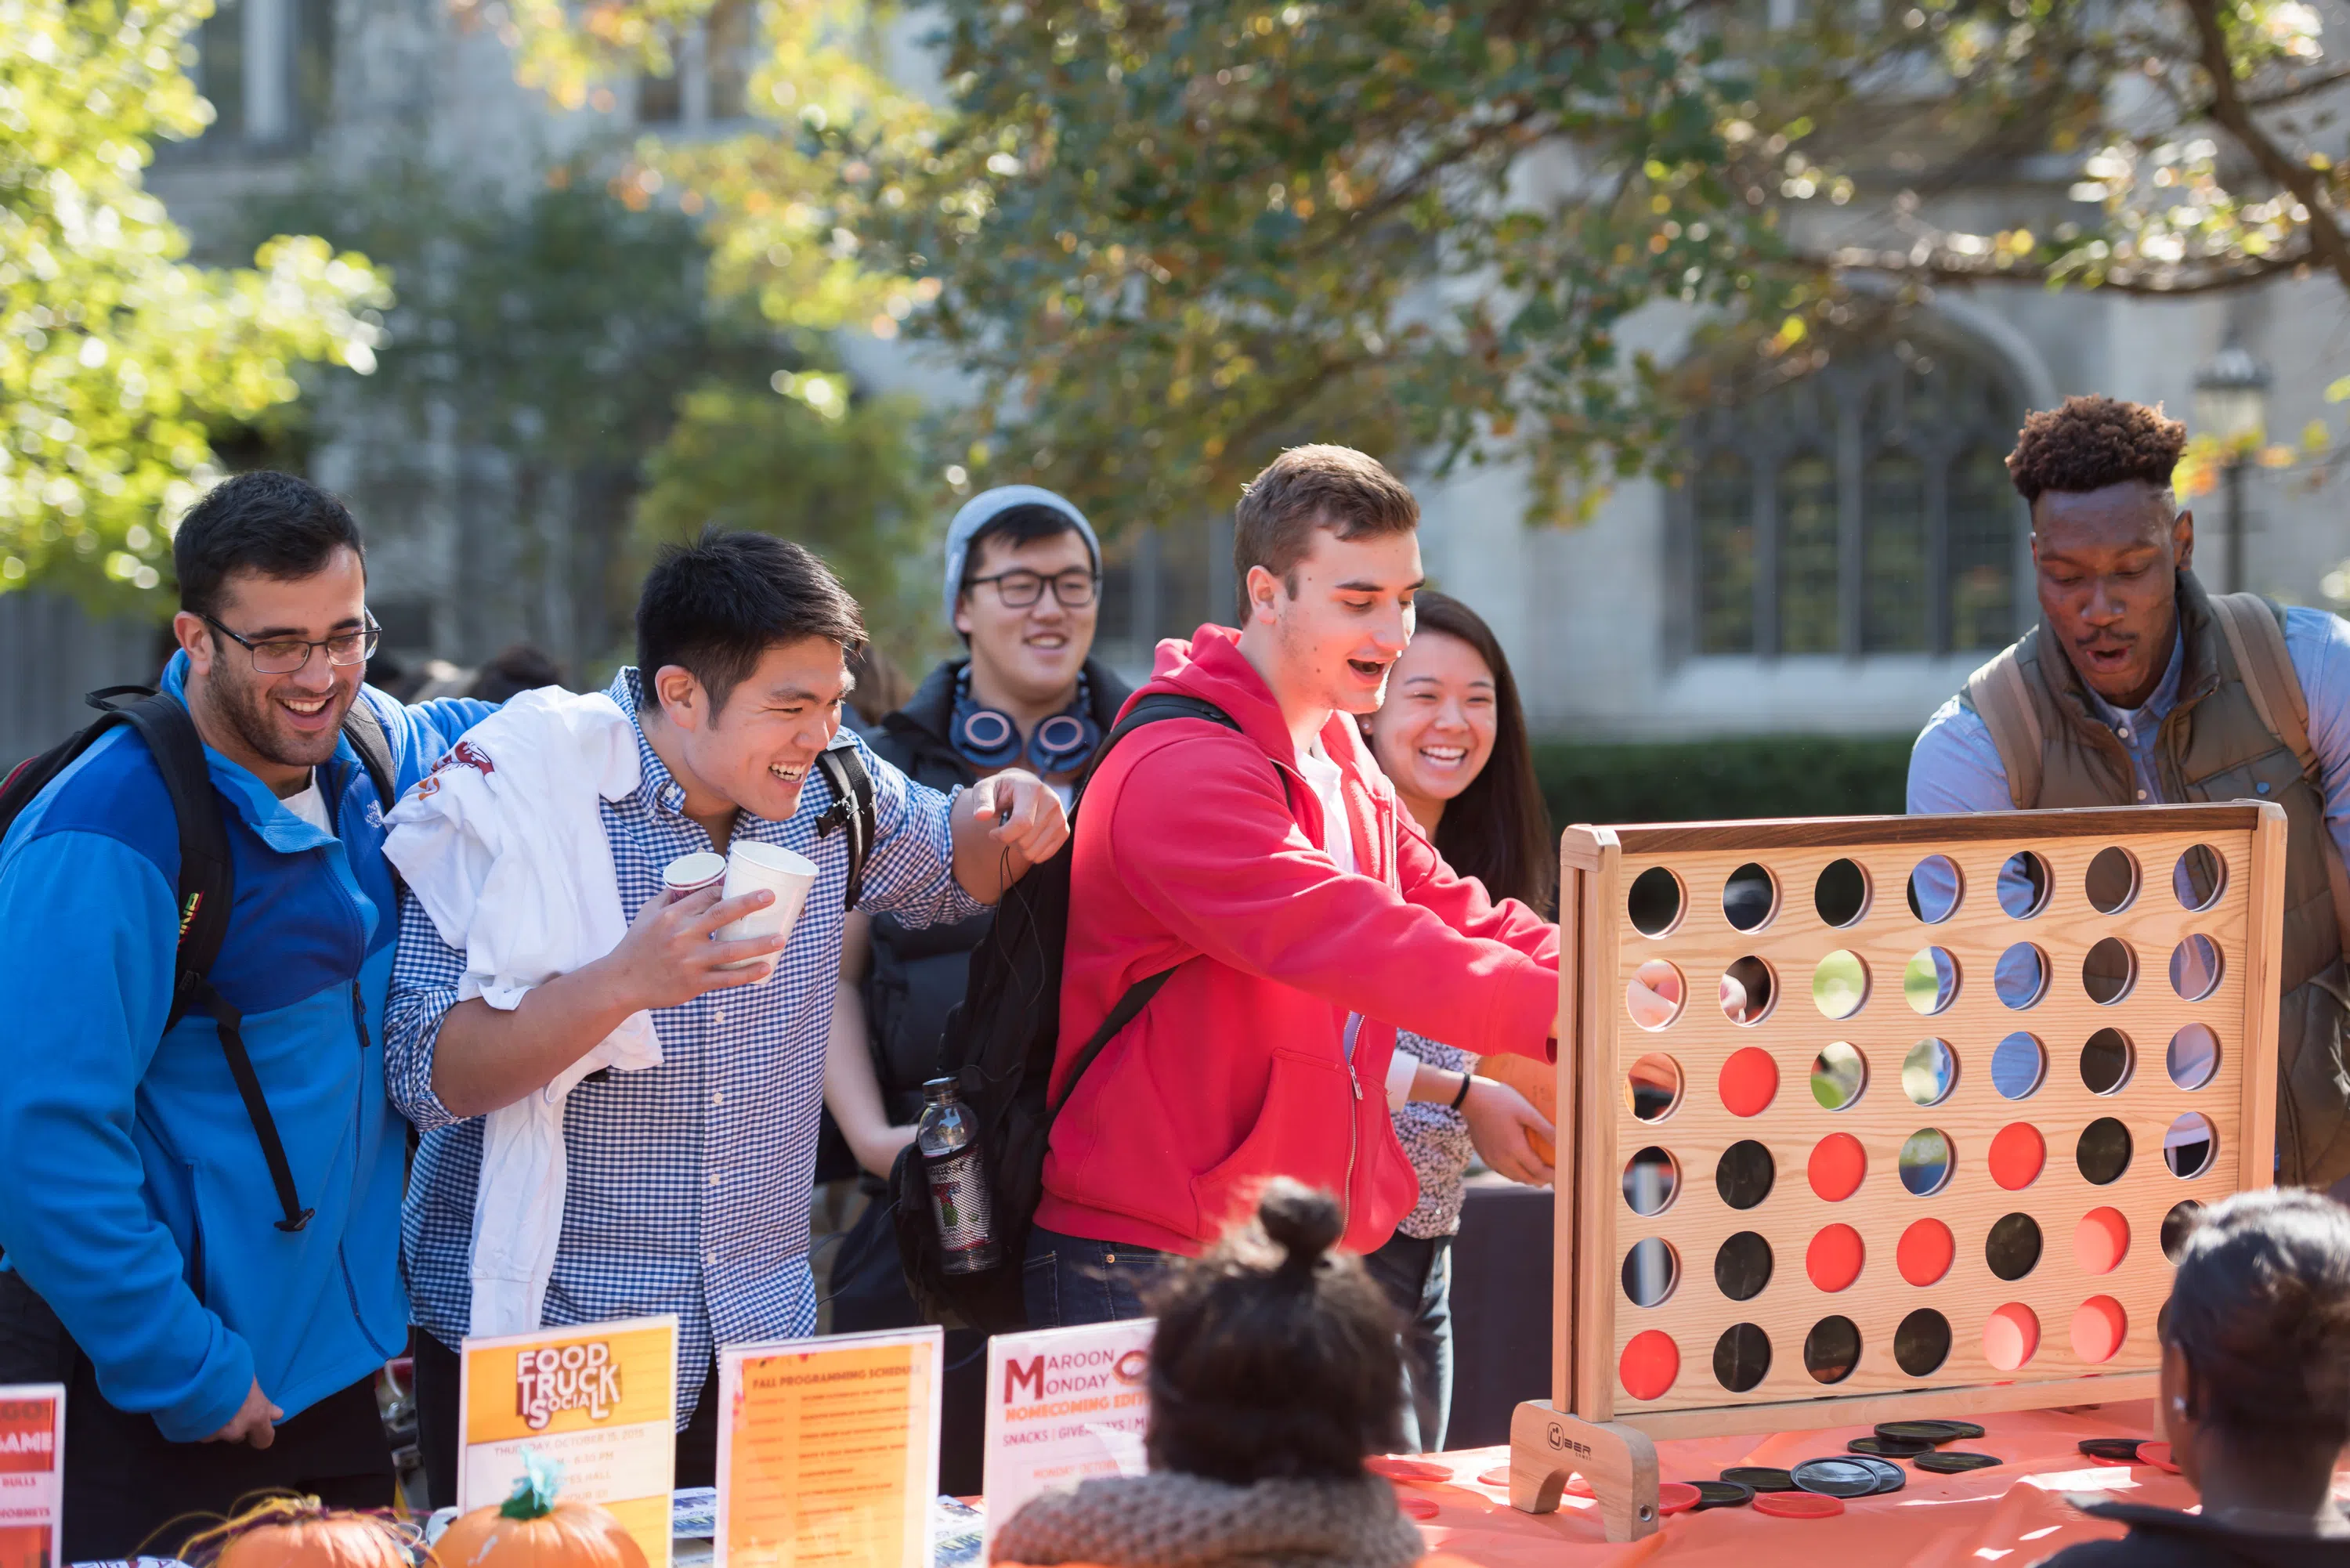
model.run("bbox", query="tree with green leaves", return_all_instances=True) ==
[0,0,385,607]
[491,0,2350,532]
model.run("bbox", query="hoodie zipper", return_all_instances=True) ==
[350,980,372,1051]
[1343,1060,1361,1229]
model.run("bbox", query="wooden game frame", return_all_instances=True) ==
[1509,803,2287,1540]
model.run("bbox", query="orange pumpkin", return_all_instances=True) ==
[186,1496,414,1568]
[432,1457,646,1568]
[1478,1053,1558,1167]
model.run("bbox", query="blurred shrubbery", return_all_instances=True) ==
[1532,735,1913,829]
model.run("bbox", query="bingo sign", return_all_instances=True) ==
[460,1316,679,1568]
[981,1320,1154,1544]
[0,1386,62,1568]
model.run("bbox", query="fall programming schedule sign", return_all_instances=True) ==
[0,1386,62,1568]
[459,1316,680,1568]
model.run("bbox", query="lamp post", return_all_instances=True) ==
[2194,332,2272,594]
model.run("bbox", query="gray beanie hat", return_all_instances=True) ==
[942,485,1101,628]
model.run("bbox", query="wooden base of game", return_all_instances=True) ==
[1508,1399,1661,1542]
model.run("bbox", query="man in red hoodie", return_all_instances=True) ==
[1028,444,1562,1328]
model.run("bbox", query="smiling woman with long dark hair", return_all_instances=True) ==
[1358,588,1557,1451]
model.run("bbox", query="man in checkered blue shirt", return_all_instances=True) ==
[385,531,1069,1498]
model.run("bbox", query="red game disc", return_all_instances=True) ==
[1477,1465,1512,1487]
[1658,1482,1704,1516]
[1397,1493,1441,1520]
[1754,1490,1846,1519]
[2137,1441,2181,1474]
[1367,1457,1454,1483]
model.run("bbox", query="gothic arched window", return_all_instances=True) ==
[1682,331,2028,658]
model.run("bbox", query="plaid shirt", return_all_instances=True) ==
[385,668,982,1423]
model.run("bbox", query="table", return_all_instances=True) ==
[1400,1401,2206,1566]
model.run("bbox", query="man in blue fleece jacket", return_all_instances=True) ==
[0,473,492,1555]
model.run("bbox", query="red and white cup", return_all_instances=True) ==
[662,851,727,902]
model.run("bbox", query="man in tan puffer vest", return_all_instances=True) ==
[1910,394,2350,1189]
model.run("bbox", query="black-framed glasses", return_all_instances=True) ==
[969,568,1100,609]
[203,612,381,674]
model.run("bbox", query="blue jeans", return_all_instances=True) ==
[1022,1224,1176,1328]
[1364,1231,1454,1453]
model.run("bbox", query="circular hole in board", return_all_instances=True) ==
[1991,1031,2046,1100]
[1720,1047,1781,1117]
[2077,1207,2130,1274]
[1907,854,1963,923]
[1714,1323,1771,1393]
[1725,862,1779,932]
[2073,1295,2128,1364]
[1999,851,2053,917]
[1805,1224,1864,1293]
[1629,865,1686,937]
[1811,1042,1867,1110]
[1983,1302,2041,1372]
[2081,1028,2136,1095]
[1627,958,1687,1031]
[2086,847,2141,914]
[1898,1128,1954,1195]
[1623,1146,1679,1216]
[1716,1140,1776,1209]
[1988,1122,2046,1190]
[1903,1039,1958,1106]
[1894,1308,1952,1376]
[1803,1316,1861,1385]
[2083,938,2138,1005]
[1986,1212,2044,1282]
[1815,858,1870,927]
[2161,1200,2206,1262]
[1625,1053,1684,1122]
[1904,947,1960,1015]
[1715,1231,1773,1302]
[1722,956,1777,1025]
[2167,1024,2222,1091]
[1620,1329,1680,1400]
[2174,844,2228,912]
[2166,1112,2218,1179]
[1623,1237,1681,1307]
[1896,1219,1955,1287]
[1808,1133,1867,1202]
[1813,952,1870,1021]
[2171,934,2225,1002]
[1995,943,2049,1009]
[2077,1118,2133,1185]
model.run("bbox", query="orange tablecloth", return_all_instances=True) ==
[1399,1400,2200,1567]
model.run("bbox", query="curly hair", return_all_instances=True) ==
[2005,395,2187,505]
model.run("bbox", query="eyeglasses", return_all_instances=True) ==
[968,569,1100,609]
[203,612,381,674]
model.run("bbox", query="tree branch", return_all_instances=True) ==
[1810,240,2310,295]
[2186,0,2350,294]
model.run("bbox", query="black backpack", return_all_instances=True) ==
[888,692,1239,1331]
[0,685,396,1234]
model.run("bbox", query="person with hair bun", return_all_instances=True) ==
[2044,1187,2350,1566]
[989,1179,1426,1568]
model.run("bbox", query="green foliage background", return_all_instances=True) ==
[1533,734,1913,827]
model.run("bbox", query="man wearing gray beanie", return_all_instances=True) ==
[819,484,1132,1490]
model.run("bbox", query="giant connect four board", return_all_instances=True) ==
[1506,802,2287,1540]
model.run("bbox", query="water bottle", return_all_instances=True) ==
[916,1076,1000,1274]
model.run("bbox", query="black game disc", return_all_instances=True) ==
[1877,1419,1982,1444]
[1721,1465,1799,1493]
[1914,1451,2003,1474]
[1791,1458,1882,1498]
[2077,1436,2144,1461]
[1852,1454,1907,1494]
[1692,1479,1755,1511]
[1848,1434,1931,1458]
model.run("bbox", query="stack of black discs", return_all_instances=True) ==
[1777,1420,2005,1500]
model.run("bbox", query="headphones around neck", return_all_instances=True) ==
[952,670,1100,777]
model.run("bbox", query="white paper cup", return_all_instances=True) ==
[715,840,817,972]
[663,851,727,901]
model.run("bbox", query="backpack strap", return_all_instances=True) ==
[2211,593,2350,970]
[100,692,314,1233]
[340,692,398,812]
[1963,642,2046,811]
[815,741,877,912]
